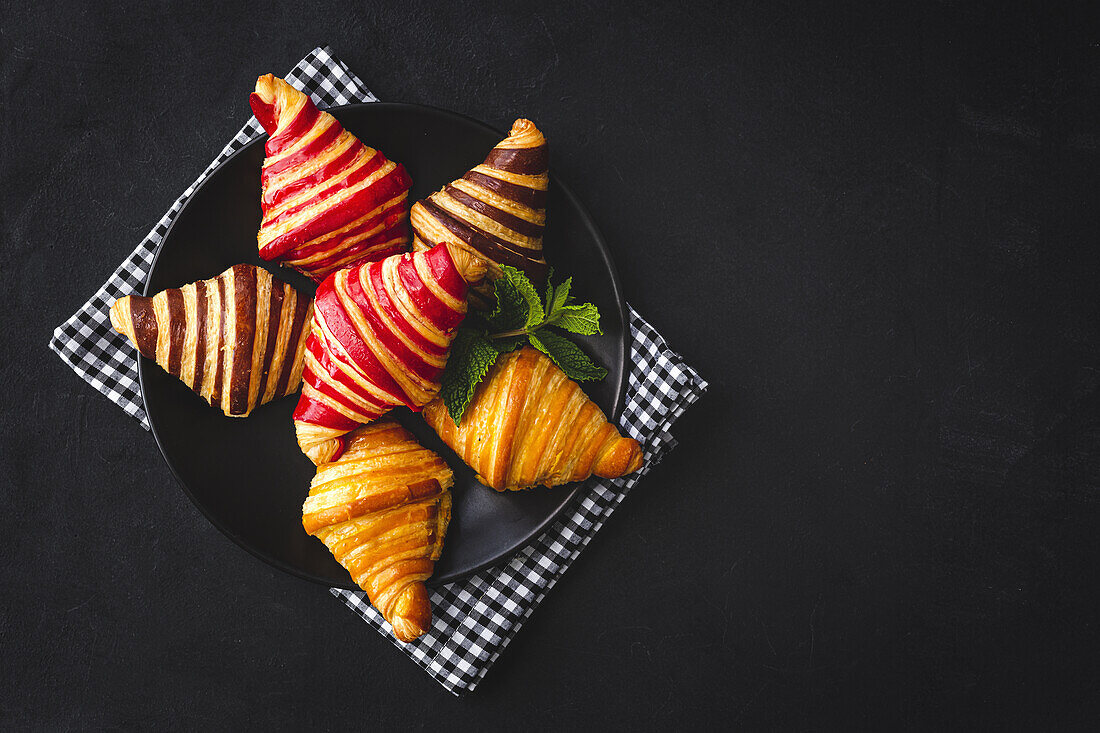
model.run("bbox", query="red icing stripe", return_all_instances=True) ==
[280,196,406,263]
[259,163,412,262]
[366,260,445,356]
[397,250,465,332]
[262,128,353,206]
[300,239,406,282]
[249,93,278,134]
[292,390,362,430]
[424,241,468,301]
[302,338,383,411]
[262,119,343,181]
[263,148,386,226]
[266,100,321,156]
[314,275,411,406]
[344,264,441,384]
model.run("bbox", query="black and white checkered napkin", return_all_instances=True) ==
[49,46,707,694]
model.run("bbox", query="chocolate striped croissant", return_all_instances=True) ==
[109,264,313,417]
[293,244,485,465]
[303,419,452,642]
[411,118,549,308]
[250,74,413,282]
[422,347,643,490]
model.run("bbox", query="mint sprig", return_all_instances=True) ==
[440,329,500,425]
[440,266,608,425]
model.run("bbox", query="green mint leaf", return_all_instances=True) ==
[548,303,602,335]
[485,268,529,332]
[549,275,573,317]
[441,328,500,425]
[528,329,608,382]
[542,266,555,312]
[498,265,545,330]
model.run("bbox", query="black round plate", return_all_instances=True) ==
[141,103,627,589]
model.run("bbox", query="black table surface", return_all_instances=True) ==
[3,1,1098,728]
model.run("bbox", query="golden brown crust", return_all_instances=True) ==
[422,347,644,490]
[303,419,453,642]
[109,264,313,417]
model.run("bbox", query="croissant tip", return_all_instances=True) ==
[389,583,433,642]
[108,297,128,334]
[595,437,645,480]
[510,118,536,135]
[253,73,276,98]
[448,245,488,285]
[391,615,431,643]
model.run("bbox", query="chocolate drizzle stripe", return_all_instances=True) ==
[463,171,546,210]
[128,296,159,359]
[165,289,185,377]
[229,265,258,415]
[212,277,226,405]
[483,144,548,175]
[275,294,310,396]
[444,185,544,238]
[421,199,548,280]
[259,279,285,396]
[192,280,208,392]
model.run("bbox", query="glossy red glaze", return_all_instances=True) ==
[285,202,403,262]
[262,128,357,206]
[396,250,464,332]
[249,93,278,134]
[425,242,468,301]
[304,339,384,410]
[366,260,446,356]
[265,100,320,156]
[344,264,442,384]
[306,240,406,280]
[263,148,387,227]
[261,119,343,181]
[292,390,361,431]
[258,164,412,262]
[314,276,410,406]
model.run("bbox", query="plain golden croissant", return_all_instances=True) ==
[303,419,452,642]
[422,346,644,490]
[410,118,549,308]
[293,244,485,465]
[109,264,312,417]
[250,74,413,282]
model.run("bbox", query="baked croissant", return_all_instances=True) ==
[422,346,644,490]
[410,118,549,308]
[250,74,413,282]
[109,264,312,417]
[293,244,485,465]
[303,419,452,642]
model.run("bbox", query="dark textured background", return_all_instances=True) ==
[3,1,1099,728]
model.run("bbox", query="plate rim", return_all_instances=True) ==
[139,100,628,589]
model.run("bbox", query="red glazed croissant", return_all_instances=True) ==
[411,118,549,308]
[293,244,484,465]
[422,347,643,490]
[109,264,312,417]
[303,419,452,642]
[250,74,413,282]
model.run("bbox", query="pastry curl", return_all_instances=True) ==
[293,244,483,464]
[410,118,549,308]
[109,264,312,417]
[303,419,452,642]
[422,346,643,490]
[250,74,413,281]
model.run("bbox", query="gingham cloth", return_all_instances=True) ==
[49,46,707,694]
